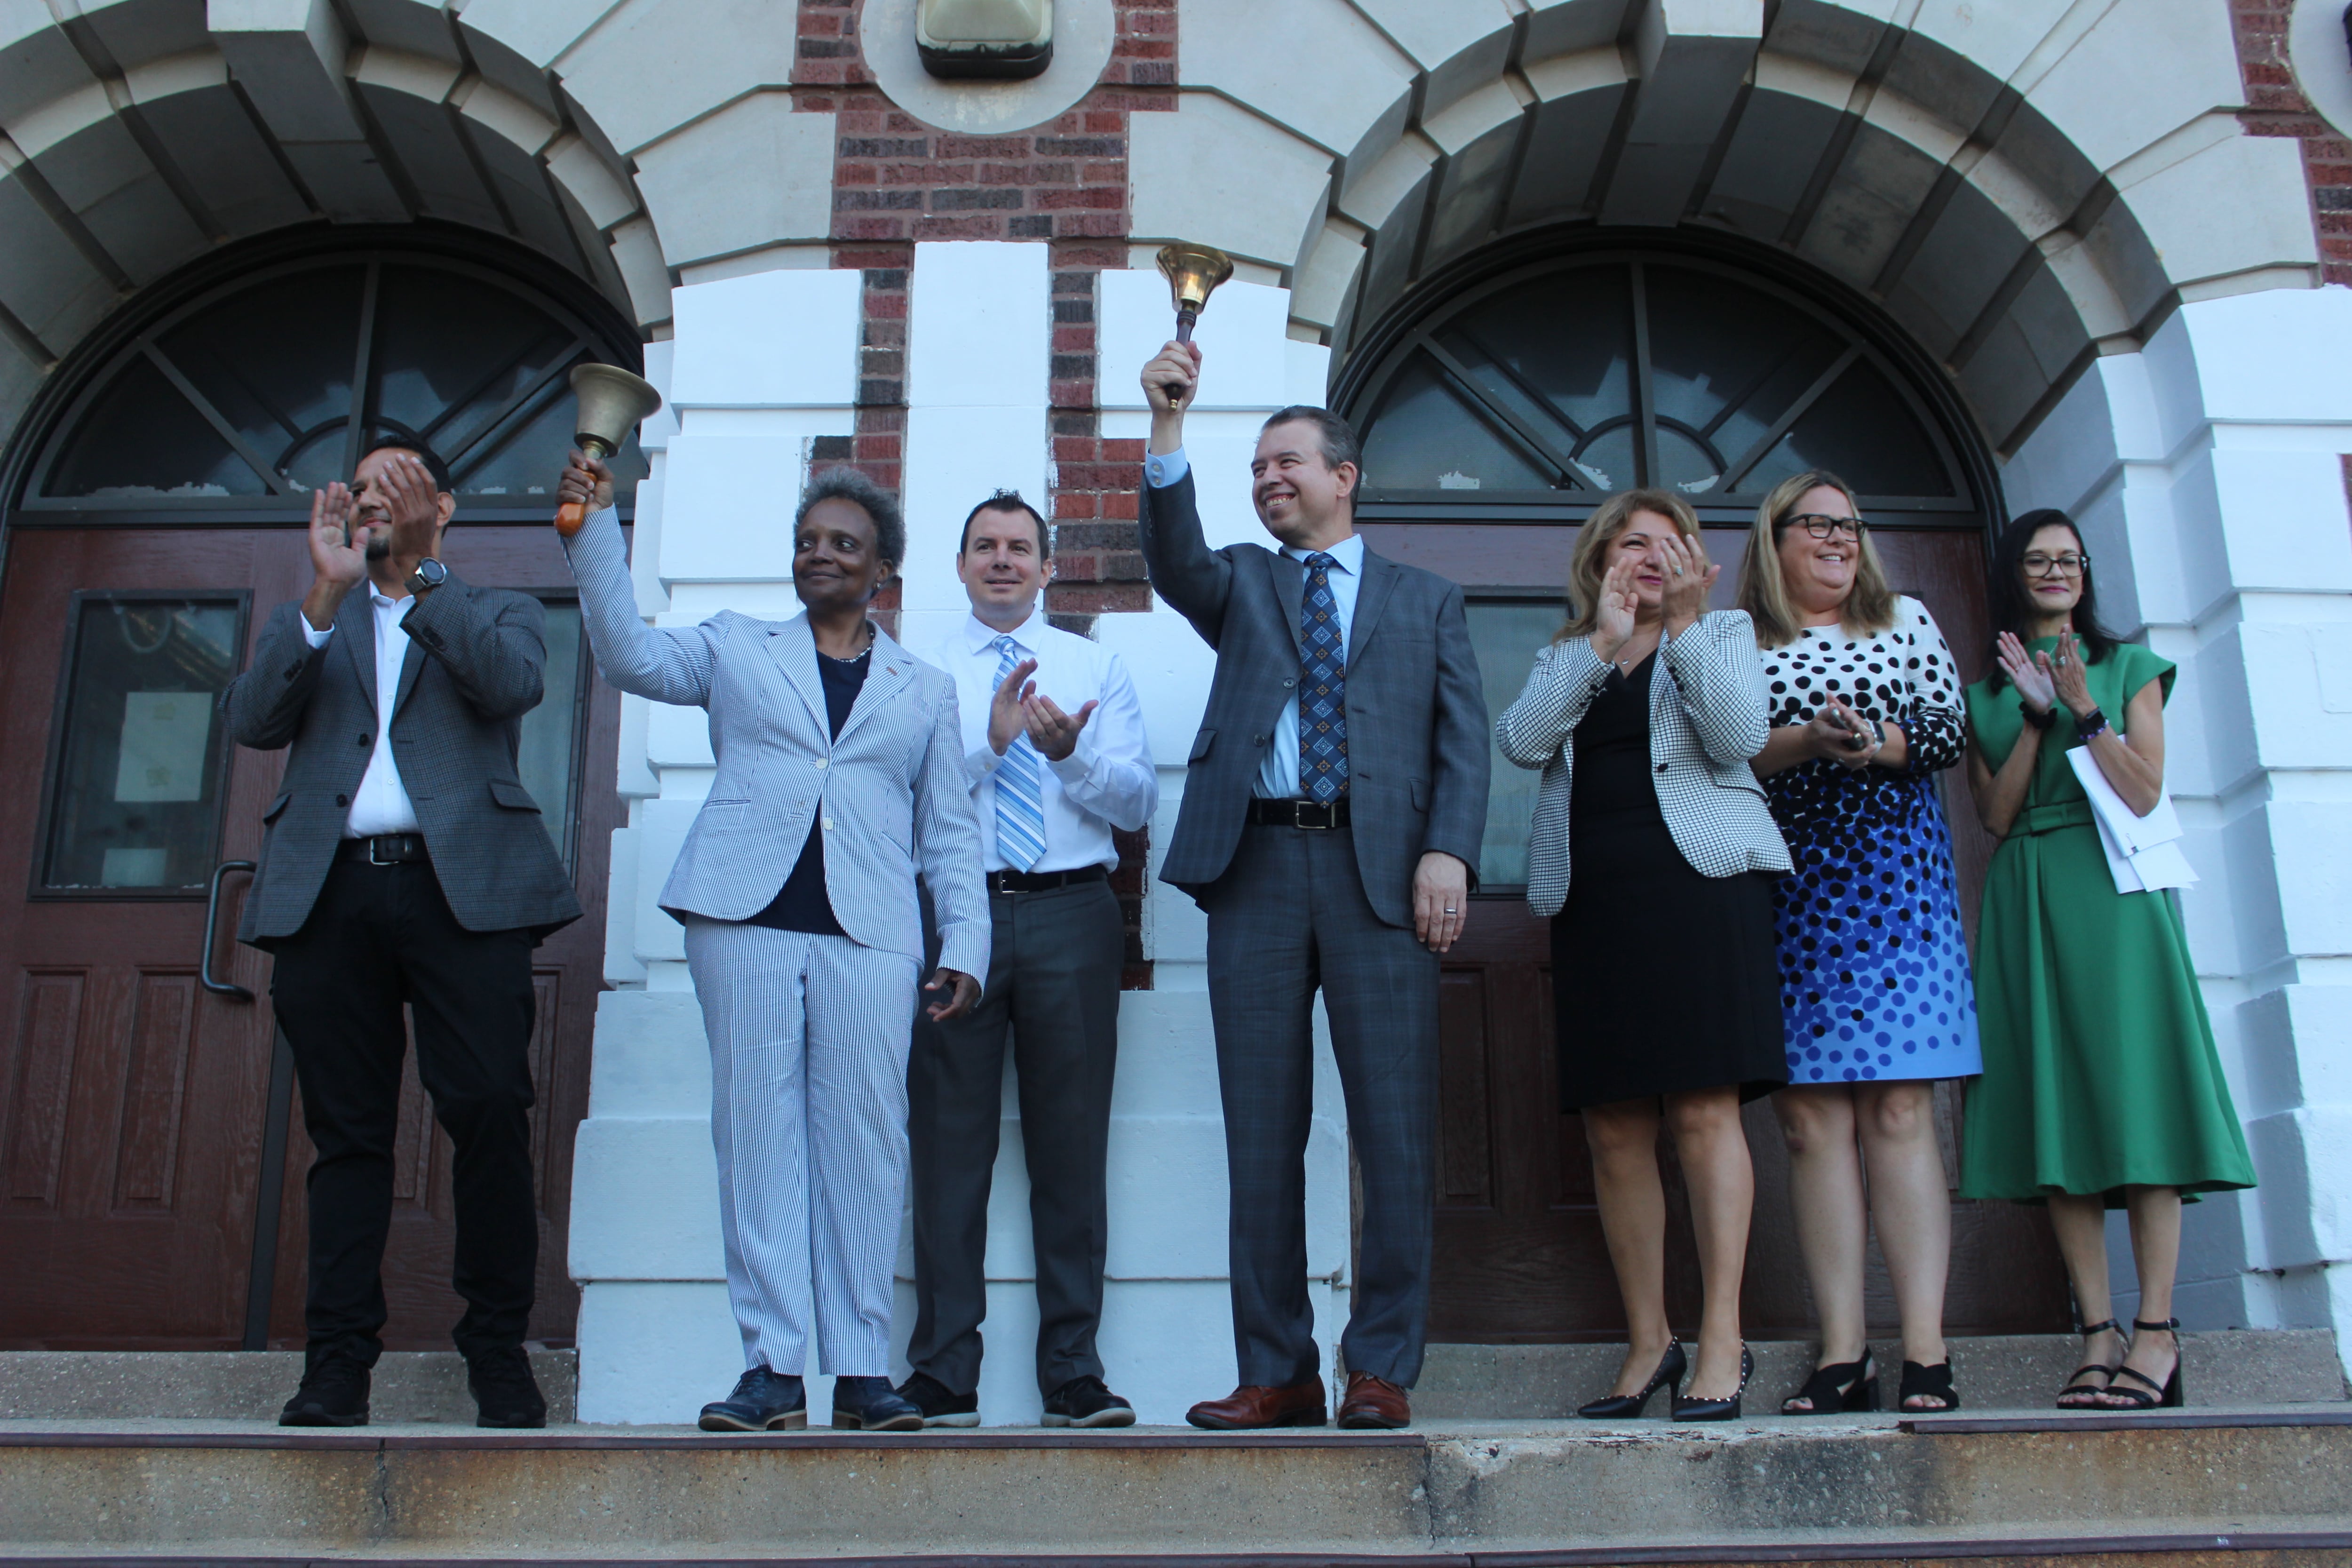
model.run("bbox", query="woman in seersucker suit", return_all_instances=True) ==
[557,454,988,1435]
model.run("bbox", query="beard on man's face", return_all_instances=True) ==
[363,530,391,561]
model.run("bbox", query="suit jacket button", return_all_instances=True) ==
[1253,734,1268,746]
[336,793,350,806]
[1282,678,1295,688]
[358,733,370,747]
[1654,762,1669,773]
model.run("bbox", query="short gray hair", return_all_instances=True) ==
[797,466,906,569]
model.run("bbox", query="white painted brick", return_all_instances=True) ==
[2209,449,2352,596]
[900,403,1049,617]
[668,267,861,407]
[602,827,647,985]
[567,1115,723,1279]
[1096,607,1218,768]
[575,1281,742,1424]
[632,798,698,961]
[658,430,829,582]
[585,990,711,1118]
[1098,271,1292,413]
[645,700,716,769]
[908,239,1049,408]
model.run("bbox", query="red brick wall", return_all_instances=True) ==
[2232,0,2352,287]
[792,0,1174,984]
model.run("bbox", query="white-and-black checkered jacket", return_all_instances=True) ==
[1496,609,1792,917]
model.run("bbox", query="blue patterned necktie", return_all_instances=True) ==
[1299,552,1348,803]
[990,635,1046,871]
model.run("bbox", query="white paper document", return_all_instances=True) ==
[2066,745,2197,894]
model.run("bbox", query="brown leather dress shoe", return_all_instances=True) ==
[1337,1371,1411,1429]
[1185,1378,1328,1430]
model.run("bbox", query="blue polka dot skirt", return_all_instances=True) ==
[1769,767,1981,1085]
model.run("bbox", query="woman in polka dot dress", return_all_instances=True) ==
[1735,469,1981,1417]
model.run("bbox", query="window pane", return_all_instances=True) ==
[41,597,245,891]
[1749,357,1955,498]
[1360,353,1549,492]
[370,267,574,462]
[153,264,366,490]
[1644,263,1843,483]
[515,601,584,873]
[1466,600,1563,887]
[453,380,651,502]
[1446,267,1632,436]
[43,358,267,498]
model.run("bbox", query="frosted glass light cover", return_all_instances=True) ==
[917,0,1052,77]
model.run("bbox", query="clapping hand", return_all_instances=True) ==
[1656,531,1719,635]
[988,657,1039,756]
[1590,554,1640,662]
[307,481,366,588]
[1819,694,1882,771]
[1023,692,1098,762]
[1997,630,2056,713]
[2046,628,2095,718]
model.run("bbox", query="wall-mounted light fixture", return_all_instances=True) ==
[918,0,1053,79]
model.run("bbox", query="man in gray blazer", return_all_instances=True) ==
[1137,343,1488,1430]
[223,439,580,1431]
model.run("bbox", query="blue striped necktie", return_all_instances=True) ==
[991,635,1046,872]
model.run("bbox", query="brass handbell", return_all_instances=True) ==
[555,362,663,537]
[1155,243,1233,407]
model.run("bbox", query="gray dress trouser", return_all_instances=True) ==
[906,878,1125,1396]
[1203,822,1439,1390]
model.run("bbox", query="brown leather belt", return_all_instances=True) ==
[1246,797,1351,830]
[338,832,429,865]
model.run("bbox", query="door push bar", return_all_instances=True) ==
[202,860,257,1000]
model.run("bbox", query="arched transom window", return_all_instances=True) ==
[1345,248,1983,525]
[11,240,646,523]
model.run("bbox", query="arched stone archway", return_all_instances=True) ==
[1130,0,2314,457]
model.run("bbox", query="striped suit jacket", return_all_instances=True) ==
[222,577,582,944]
[564,506,989,979]
[1496,609,1791,918]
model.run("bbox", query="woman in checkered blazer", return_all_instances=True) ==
[1496,488,1791,1423]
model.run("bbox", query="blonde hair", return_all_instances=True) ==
[1555,488,1702,642]
[1734,469,1896,648]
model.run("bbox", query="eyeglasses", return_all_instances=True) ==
[2021,552,2090,577]
[1784,513,1866,541]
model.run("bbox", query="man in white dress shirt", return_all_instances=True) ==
[896,491,1159,1429]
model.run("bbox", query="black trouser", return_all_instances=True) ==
[906,877,1124,1397]
[269,856,539,1368]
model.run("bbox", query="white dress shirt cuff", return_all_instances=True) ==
[301,620,334,649]
[1144,446,1189,488]
[1046,722,1101,785]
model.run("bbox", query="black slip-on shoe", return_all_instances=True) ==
[699,1366,807,1432]
[832,1374,923,1431]
[279,1356,371,1427]
[467,1345,549,1429]
[896,1370,980,1428]
[1042,1374,1135,1428]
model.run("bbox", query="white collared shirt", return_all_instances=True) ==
[928,607,1158,873]
[301,585,422,837]
[1144,446,1363,799]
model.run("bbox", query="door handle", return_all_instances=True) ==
[202,860,257,1000]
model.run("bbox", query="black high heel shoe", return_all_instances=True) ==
[1577,1340,1686,1419]
[2057,1319,2126,1409]
[2101,1318,2185,1409]
[1672,1344,1753,1423]
[1780,1353,1877,1415]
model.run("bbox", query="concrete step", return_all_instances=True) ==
[1415,1329,2349,1418]
[2,1408,2349,1560]
[0,1349,578,1424]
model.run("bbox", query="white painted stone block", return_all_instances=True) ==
[900,403,1049,616]
[632,798,698,962]
[602,828,646,985]
[1098,271,1292,411]
[2209,449,2352,595]
[2026,0,2243,177]
[2178,288,2352,426]
[668,267,861,407]
[567,1115,723,1279]
[552,0,796,155]
[645,700,716,770]
[1110,989,1226,1117]
[2268,801,2352,958]
[635,94,833,266]
[1177,0,1414,158]
[908,240,1049,408]
[658,428,837,583]
[575,1280,742,1424]
[1128,92,1333,269]
[2117,134,2319,288]
[1095,605,1217,766]
[585,990,711,1118]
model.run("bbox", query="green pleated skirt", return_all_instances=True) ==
[1958,802,2255,1204]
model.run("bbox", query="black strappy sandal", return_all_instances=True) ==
[2057,1319,2125,1409]
[1897,1359,1959,1411]
[1781,1353,1878,1415]
[2100,1317,2185,1410]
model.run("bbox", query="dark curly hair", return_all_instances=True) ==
[1984,508,2116,691]
[796,466,906,571]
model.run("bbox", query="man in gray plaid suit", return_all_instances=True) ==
[223,439,580,1431]
[1137,342,1489,1431]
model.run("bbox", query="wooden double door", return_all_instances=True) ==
[0,524,618,1350]
[1358,521,2073,1343]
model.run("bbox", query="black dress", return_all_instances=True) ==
[1551,654,1787,1111]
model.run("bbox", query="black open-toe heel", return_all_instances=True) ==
[1672,1344,1753,1423]
[1897,1359,1959,1412]
[1780,1353,1877,1415]
[2057,1319,2124,1409]
[2101,1318,2185,1410]
[1578,1339,1686,1419]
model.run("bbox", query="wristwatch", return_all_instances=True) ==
[405,557,448,596]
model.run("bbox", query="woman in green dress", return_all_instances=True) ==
[1960,509,2254,1412]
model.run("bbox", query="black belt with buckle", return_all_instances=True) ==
[986,864,1109,896]
[1247,797,1351,830]
[338,832,430,865]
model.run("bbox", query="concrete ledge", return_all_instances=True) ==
[1414,1331,2349,1418]
[0,1352,578,1424]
